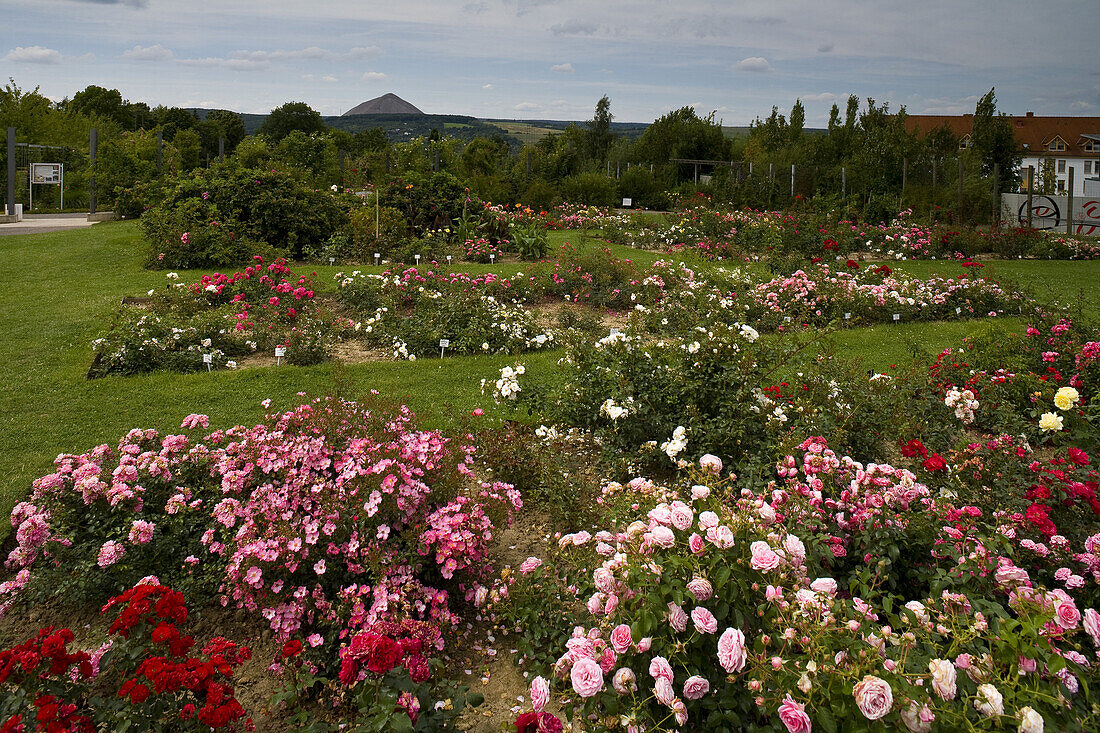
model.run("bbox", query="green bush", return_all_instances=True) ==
[561,172,618,207]
[141,163,346,267]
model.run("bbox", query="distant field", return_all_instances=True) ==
[488,121,561,142]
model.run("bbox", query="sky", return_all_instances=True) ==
[3,0,1098,126]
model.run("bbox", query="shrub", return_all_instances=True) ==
[561,172,618,208]
[142,163,346,267]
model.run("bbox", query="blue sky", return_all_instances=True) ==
[3,0,1098,125]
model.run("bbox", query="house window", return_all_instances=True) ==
[1058,160,1066,173]
[1087,161,1094,175]
[1049,139,1066,152]
[958,137,970,150]
[1084,140,1097,151]
[1058,180,1065,193]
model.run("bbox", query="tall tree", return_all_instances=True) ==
[585,96,615,164]
[258,101,326,143]
[968,87,1020,189]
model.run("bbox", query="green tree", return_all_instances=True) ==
[635,107,729,167]
[67,85,131,129]
[968,88,1020,190]
[153,106,199,141]
[585,96,615,164]
[257,101,326,142]
[788,99,805,144]
[172,129,202,171]
[202,110,246,155]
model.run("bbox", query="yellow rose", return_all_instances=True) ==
[1039,412,1064,432]
[1054,386,1080,411]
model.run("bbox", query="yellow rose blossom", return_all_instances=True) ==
[1054,386,1080,411]
[1039,412,1064,432]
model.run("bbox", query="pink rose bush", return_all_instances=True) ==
[509,438,1100,731]
[3,398,520,667]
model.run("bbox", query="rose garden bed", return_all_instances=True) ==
[2,212,1100,731]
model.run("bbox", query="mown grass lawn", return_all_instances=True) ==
[1,221,1095,528]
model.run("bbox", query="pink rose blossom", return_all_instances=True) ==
[1083,608,1100,647]
[612,667,637,694]
[654,676,676,706]
[699,454,723,473]
[688,533,705,554]
[610,624,634,654]
[648,656,673,682]
[852,675,893,720]
[778,694,812,733]
[928,658,956,700]
[687,576,713,601]
[717,627,747,673]
[750,541,781,571]
[683,675,710,700]
[668,602,688,632]
[691,606,718,634]
[570,657,604,698]
[530,676,549,712]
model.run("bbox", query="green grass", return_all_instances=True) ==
[0,221,1080,528]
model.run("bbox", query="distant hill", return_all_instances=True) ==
[343,93,424,116]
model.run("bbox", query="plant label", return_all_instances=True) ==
[622,198,632,207]
[415,255,421,264]
[329,257,335,265]
[447,255,452,263]
[203,353,213,363]
[439,339,450,348]
[956,307,962,315]
[374,253,381,265]
[893,313,900,322]
[844,312,851,320]
[275,347,286,357]
[490,254,495,263]
[784,316,791,323]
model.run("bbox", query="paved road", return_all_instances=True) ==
[0,213,106,236]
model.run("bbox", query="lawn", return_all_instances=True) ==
[0,221,1093,527]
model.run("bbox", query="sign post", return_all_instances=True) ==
[29,163,63,212]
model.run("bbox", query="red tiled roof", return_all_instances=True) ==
[904,114,1100,156]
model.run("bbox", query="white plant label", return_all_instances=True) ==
[956,307,962,315]
[893,313,900,321]
[202,353,213,363]
[275,347,286,357]
[439,339,450,348]
[844,312,851,320]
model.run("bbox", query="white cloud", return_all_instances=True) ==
[551,63,573,73]
[362,71,387,81]
[802,92,838,103]
[514,102,539,110]
[179,57,270,71]
[1069,100,1095,112]
[482,83,494,89]
[347,46,383,59]
[4,46,62,64]
[550,20,598,35]
[121,44,172,61]
[322,75,338,83]
[735,57,772,73]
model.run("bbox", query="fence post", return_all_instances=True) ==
[991,163,1000,224]
[156,130,163,170]
[957,158,963,219]
[1066,167,1075,234]
[790,164,795,197]
[902,158,907,192]
[6,127,14,216]
[841,166,846,197]
[1026,166,1034,227]
[89,128,97,215]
